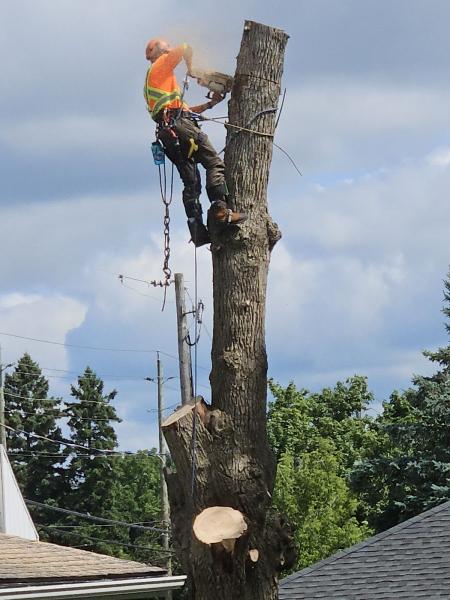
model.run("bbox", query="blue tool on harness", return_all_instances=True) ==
[151,140,165,166]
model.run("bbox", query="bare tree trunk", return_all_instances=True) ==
[162,21,294,600]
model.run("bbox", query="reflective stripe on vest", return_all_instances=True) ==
[144,67,182,118]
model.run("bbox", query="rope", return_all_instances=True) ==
[190,245,199,500]
[201,96,303,176]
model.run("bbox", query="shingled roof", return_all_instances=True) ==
[279,499,450,599]
[0,532,164,585]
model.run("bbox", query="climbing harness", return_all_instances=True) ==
[187,137,198,159]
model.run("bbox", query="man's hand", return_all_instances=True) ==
[209,91,225,106]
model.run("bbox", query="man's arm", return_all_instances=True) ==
[155,43,192,73]
[189,92,224,114]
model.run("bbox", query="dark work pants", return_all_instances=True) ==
[157,116,226,205]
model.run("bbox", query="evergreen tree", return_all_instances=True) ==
[4,353,64,501]
[64,367,121,515]
[351,270,450,532]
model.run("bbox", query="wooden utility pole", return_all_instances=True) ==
[162,21,294,599]
[0,346,7,449]
[174,273,192,406]
[156,354,172,594]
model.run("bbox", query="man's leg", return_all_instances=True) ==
[194,129,247,225]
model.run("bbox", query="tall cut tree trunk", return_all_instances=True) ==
[162,21,294,600]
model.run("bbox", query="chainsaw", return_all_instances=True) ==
[190,67,233,99]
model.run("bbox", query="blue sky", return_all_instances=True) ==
[1,0,449,450]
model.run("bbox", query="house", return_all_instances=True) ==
[0,444,186,598]
[279,499,450,599]
[0,532,185,599]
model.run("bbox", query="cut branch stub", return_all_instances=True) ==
[193,506,247,549]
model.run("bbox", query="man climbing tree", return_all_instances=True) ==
[161,22,293,600]
[144,38,247,247]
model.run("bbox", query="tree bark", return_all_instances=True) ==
[162,21,294,599]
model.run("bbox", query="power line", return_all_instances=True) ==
[5,364,153,381]
[4,409,124,422]
[4,391,120,406]
[44,367,148,380]
[36,524,172,556]
[16,371,146,382]
[8,452,159,459]
[3,423,120,454]
[27,499,168,534]
[0,331,178,360]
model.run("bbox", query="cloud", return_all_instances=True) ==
[274,84,450,176]
[0,292,87,377]
[427,147,450,168]
[0,189,161,289]
[266,149,449,400]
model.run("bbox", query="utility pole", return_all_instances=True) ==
[0,346,7,449]
[156,353,172,597]
[174,273,192,406]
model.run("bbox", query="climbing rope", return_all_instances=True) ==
[197,92,303,175]
[189,245,200,499]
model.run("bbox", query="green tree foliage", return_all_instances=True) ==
[351,271,450,532]
[4,353,64,501]
[268,375,376,473]
[274,442,371,569]
[268,376,376,568]
[59,368,122,546]
[4,357,165,565]
[109,451,168,565]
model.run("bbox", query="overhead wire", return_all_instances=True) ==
[0,331,178,361]
[8,452,159,459]
[4,408,122,422]
[3,423,125,455]
[4,391,120,406]
[36,525,172,556]
[26,499,168,534]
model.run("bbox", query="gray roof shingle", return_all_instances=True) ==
[0,533,164,584]
[279,500,450,599]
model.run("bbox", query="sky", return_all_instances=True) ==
[1,0,449,451]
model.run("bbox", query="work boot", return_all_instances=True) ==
[187,218,211,247]
[208,200,248,225]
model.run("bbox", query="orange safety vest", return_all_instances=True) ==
[144,44,189,119]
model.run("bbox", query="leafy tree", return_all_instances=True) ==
[4,353,64,501]
[274,442,371,569]
[109,451,167,565]
[351,271,450,532]
[268,375,376,474]
[268,376,377,568]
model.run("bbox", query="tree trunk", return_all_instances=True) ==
[162,21,294,599]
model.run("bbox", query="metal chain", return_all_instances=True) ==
[155,160,174,310]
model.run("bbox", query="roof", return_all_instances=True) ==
[279,499,450,599]
[0,532,164,585]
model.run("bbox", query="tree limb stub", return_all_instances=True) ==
[193,506,247,549]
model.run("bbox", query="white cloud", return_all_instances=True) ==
[0,292,87,377]
[426,147,450,168]
[274,84,450,174]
